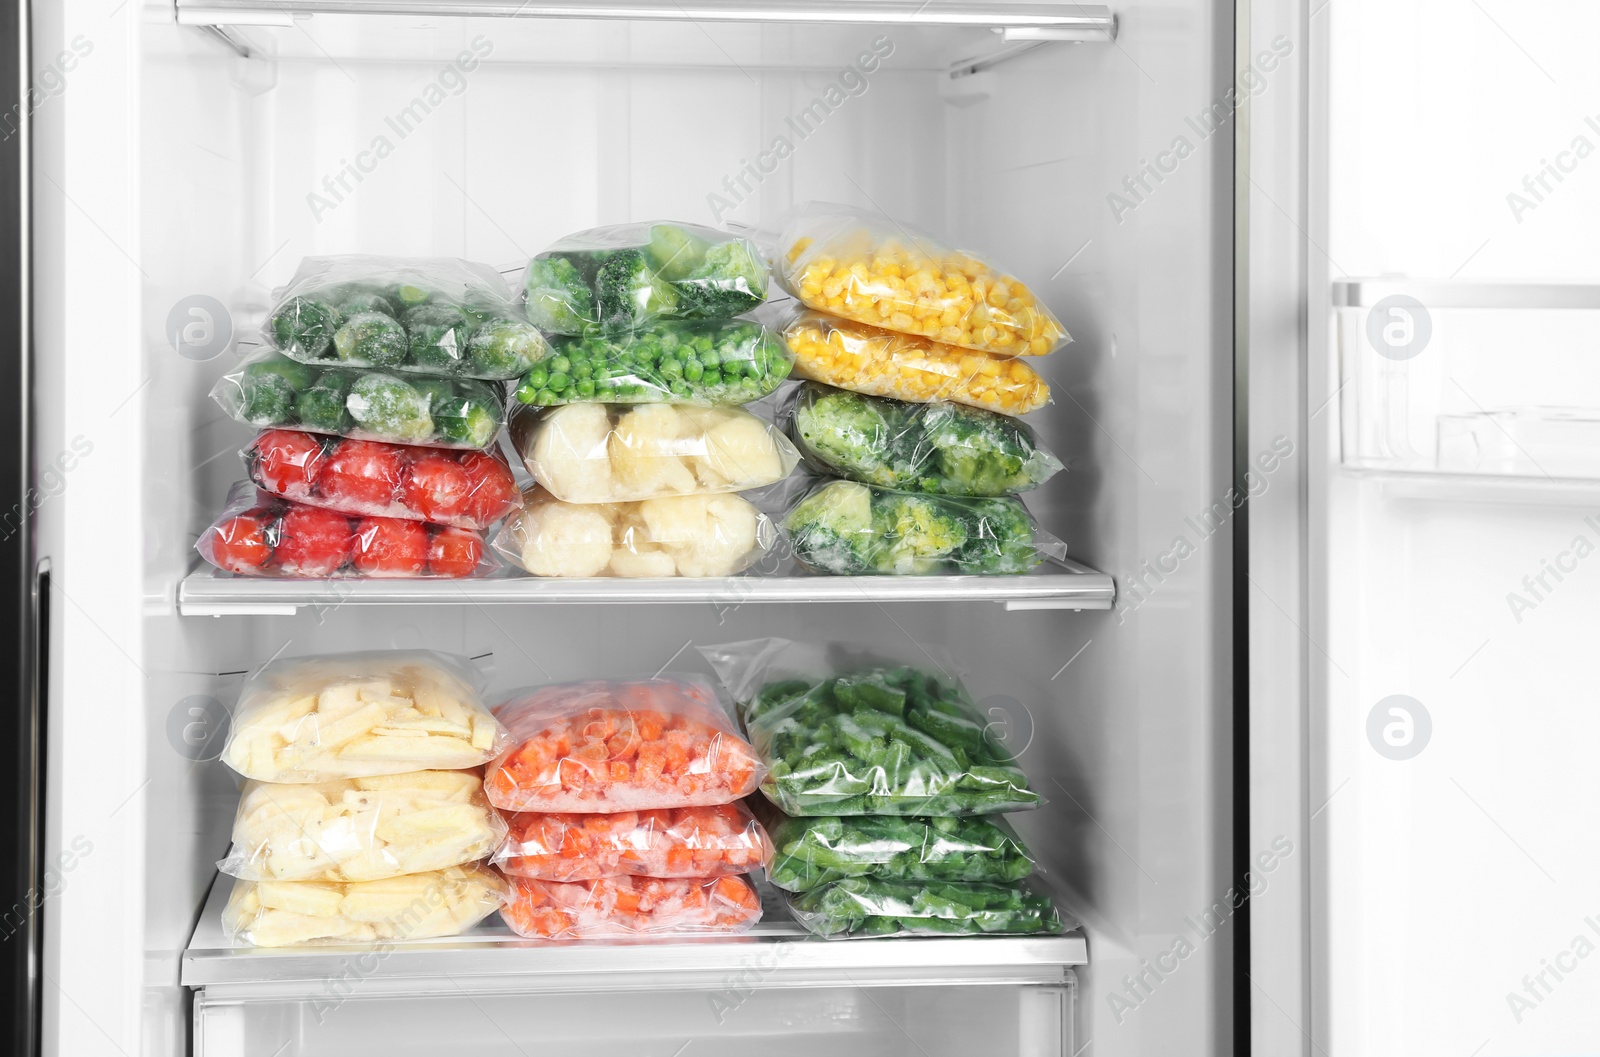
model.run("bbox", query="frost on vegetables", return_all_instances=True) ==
[213,350,507,449]
[220,650,508,782]
[766,813,1035,893]
[511,403,799,504]
[501,874,762,940]
[245,429,519,530]
[222,864,508,947]
[513,319,792,407]
[782,479,1058,576]
[787,382,1062,496]
[775,203,1068,356]
[782,311,1050,416]
[786,877,1064,938]
[485,677,764,813]
[495,486,774,578]
[265,255,548,380]
[219,771,506,884]
[520,222,768,335]
[199,484,495,580]
[732,663,1041,816]
[492,803,772,882]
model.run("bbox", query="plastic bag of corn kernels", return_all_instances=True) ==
[773,204,1070,357]
[781,312,1049,417]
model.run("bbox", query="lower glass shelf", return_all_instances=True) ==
[175,561,1116,616]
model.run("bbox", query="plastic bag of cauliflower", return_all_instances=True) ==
[494,485,776,578]
[510,403,799,504]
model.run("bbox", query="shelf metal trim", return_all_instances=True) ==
[1333,278,1600,310]
[175,0,1116,38]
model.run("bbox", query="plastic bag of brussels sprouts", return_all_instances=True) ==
[264,255,549,380]
[513,318,792,407]
[765,812,1036,893]
[784,877,1067,939]
[212,350,507,450]
[521,222,768,335]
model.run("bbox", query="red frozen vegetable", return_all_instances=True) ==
[272,507,353,576]
[426,527,484,578]
[208,514,273,573]
[251,430,324,495]
[458,450,519,528]
[352,517,428,576]
[318,440,404,507]
[404,455,472,523]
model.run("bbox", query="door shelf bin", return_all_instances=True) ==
[1335,279,1600,481]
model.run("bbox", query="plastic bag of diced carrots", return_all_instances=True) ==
[500,873,762,941]
[491,803,772,882]
[485,677,764,813]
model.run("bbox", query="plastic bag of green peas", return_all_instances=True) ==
[513,319,793,408]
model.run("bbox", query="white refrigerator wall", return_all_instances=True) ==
[36,5,1234,1055]
[1316,2,1600,1055]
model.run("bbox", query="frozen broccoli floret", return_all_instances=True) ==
[467,316,547,378]
[333,311,408,368]
[295,369,355,433]
[963,498,1040,574]
[239,374,295,424]
[795,388,894,484]
[523,256,595,335]
[785,480,875,574]
[675,239,768,319]
[595,249,678,332]
[647,223,714,281]
[402,303,471,373]
[881,493,967,574]
[347,373,432,442]
[269,295,339,359]
[393,284,431,308]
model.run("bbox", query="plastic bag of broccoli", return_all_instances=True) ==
[784,877,1067,938]
[212,350,507,449]
[784,381,1062,496]
[765,812,1036,893]
[513,318,792,407]
[263,255,549,380]
[780,478,1063,576]
[698,638,1043,817]
[521,222,768,335]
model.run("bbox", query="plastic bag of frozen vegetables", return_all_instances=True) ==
[213,350,506,449]
[785,382,1062,496]
[785,877,1066,938]
[522,221,768,335]
[781,479,1062,576]
[265,255,548,380]
[765,813,1035,893]
[513,318,791,407]
[699,638,1042,816]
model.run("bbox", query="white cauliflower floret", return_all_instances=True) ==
[608,544,679,578]
[515,490,616,577]
[689,408,786,490]
[640,493,763,577]
[527,404,615,503]
[610,404,697,497]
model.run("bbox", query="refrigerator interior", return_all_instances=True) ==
[31,4,1234,1055]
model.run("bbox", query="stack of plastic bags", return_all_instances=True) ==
[216,651,513,946]
[484,676,772,940]
[704,639,1069,939]
[201,257,532,579]
[495,223,799,579]
[769,204,1070,576]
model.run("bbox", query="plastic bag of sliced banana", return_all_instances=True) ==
[220,650,509,782]
[217,770,508,883]
[221,863,509,947]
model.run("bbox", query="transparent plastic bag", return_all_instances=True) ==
[221,864,508,947]
[785,878,1065,939]
[522,221,768,335]
[197,483,497,580]
[245,429,520,531]
[485,677,764,813]
[212,350,507,450]
[220,650,510,783]
[500,874,762,941]
[510,403,799,504]
[492,485,776,578]
[766,813,1035,893]
[780,479,1063,576]
[774,203,1068,356]
[265,255,549,380]
[785,382,1063,496]
[511,318,792,408]
[699,638,1041,817]
[492,803,772,882]
[782,311,1050,416]
[218,771,508,883]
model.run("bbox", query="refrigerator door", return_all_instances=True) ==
[1247,1,1600,1054]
